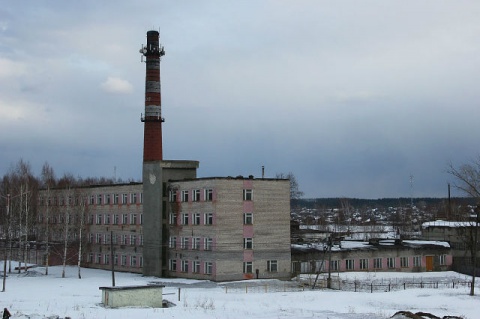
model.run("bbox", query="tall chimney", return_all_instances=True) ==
[140,30,165,161]
[140,30,165,277]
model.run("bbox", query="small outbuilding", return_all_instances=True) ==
[99,285,165,308]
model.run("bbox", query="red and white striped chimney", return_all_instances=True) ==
[140,30,165,161]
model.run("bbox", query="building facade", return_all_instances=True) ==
[166,177,291,281]
[36,175,291,281]
[292,239,452,275]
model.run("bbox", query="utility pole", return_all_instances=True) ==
[2,194,10,292]
[111,231,115,286]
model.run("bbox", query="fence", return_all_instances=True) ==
[220,281,308,294]
[218,274,477,294]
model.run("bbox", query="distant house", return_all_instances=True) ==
[291,239,452,274]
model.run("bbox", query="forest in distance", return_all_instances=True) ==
[293,197,476,210]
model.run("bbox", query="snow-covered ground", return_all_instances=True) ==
[1,262,478,319]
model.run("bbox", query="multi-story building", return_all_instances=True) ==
[36,175,291,281]
[166,177,291,281]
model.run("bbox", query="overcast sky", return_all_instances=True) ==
[1,1,479,199]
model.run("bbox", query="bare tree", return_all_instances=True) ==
[447,158,480,296]
[40,162,56,275]
[276,172,304,204]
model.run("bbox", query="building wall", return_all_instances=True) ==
[166,177,291,281]
[37,183,144,273]
[292,244,452,274]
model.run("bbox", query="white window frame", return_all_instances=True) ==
[244,212,253,225]
[204,213,213,225]
[204,189,213,201]
[244,237,253,249]
[267,260,278,272]
[243,189,253,201]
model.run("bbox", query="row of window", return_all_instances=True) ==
[90,213,142,226]
[90,193,142,206]
[326,255,447,271]
[169,259,214,275]
[169,189,213,203]
[168,236,254,250]
[169,236,213,250]
[89,233,144,246]
[170,212,253,226]
[169,188,254,203]
[243,260,278,273]
[88,252,142,267]
[40,193,143,206]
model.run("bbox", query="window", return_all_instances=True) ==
[96,253,102,264]
[95,233,102,244]
[112,234,118,244]
[267,260,278,272]
[243,262,253,274]
[130,235,136,246]
[205,262,213,275]
[105,194,111,205]
[181,260,189,272]
[243,189,253,201]
[113,214,119,225]
[169,259,177,271]
[122,194,128,204]
[413,256,421,267]
[96,214,102,225]
[387,257,395,269]
[330,260,339,271]
[130,213,137,225]
[88,253,94,263]
[360,259,369,270]
[131,255,137,267]
[169,190,177,202]
[193,189,201,202]
[400,257,409,268]
[90,195,95,205]
[181,190,189,202]
[104,254,110,265]
[97,194,103,205]
[139,256,143,267]
[244,237,253,249]
[244,213,253,225]
[181,237,189,250]
[121,235,127,245]
[193,261,200,273]
[169,213,177,225]
[204,238,213,251]
[204,213,213,225]
[192,237,200,250]
[140,214,143,225]
[205,189,213,201]
[121,255,127,266]
[122,214,128,225]
[88,233,93,244]
[439,254,447,266]
[114,194,119,204]
[139,235,143,246]
[114,254,118,266]
[181,213,189,225]
[193,213,201,225]
[373,258,382,269]
[140,193,143,203]
[346,259,355,270]
[104,214,111,225]
[130,193,137,204]
[103,233,110,245]
[169,236,177,249]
